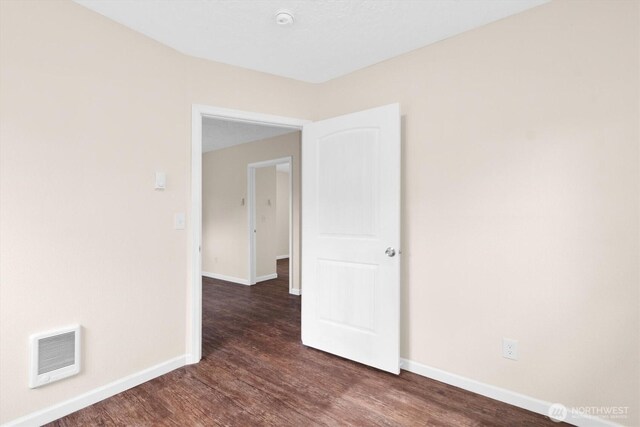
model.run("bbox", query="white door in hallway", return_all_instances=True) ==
[301,103,401,374]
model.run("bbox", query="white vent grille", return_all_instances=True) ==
[30,325,81,388]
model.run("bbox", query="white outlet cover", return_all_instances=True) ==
[502,338,518,360]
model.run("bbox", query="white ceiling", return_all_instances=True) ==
[202,117,298,153]
[73,0,548,83]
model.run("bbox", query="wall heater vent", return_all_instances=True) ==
[29,325,81,388]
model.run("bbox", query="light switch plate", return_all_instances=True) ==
[155,172,166,190]
[174,213,185,230]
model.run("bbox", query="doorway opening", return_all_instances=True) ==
[189,105,309,363]
[248,157,295,294]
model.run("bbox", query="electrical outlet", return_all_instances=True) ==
[502,338,518,360]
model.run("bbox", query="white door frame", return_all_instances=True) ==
[188,104,309,364]
[248,157,293,292]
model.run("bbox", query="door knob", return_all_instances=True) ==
[385,247,396,257]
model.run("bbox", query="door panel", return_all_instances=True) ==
[317,129,378,237]
[301,104,401,374]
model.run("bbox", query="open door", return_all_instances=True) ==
[301,103,401,374]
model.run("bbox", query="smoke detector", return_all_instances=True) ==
[275,10,294,26]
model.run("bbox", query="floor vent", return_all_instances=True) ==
[29,325,81,388]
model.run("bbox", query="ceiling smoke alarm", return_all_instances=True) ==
[275,10,294,26]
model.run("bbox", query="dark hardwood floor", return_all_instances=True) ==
[48,259,564,426]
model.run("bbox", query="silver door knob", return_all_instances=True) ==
[385,247,396,257]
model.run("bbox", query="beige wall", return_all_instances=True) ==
[311,1,639,424]
[276,171,290,258]
[0,1,311,423]
[255,167,277,278]
[201,132,301,286]
[1,0,638,425]
[200,150,248,281]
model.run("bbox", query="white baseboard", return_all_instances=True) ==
[400,358,622,427]
[5,355,620,427]
[202,271,249,285]
[3,355,186,427]
[202,272,277,285]
[276,255,289,260]
[256,273,277,283]
[289,288,301,296]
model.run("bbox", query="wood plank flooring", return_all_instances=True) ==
[48,259,564,426]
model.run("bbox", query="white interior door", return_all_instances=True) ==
[301,103,401,374]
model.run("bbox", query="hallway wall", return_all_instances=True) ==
[276,170,290,259]
[201,132,301,287]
